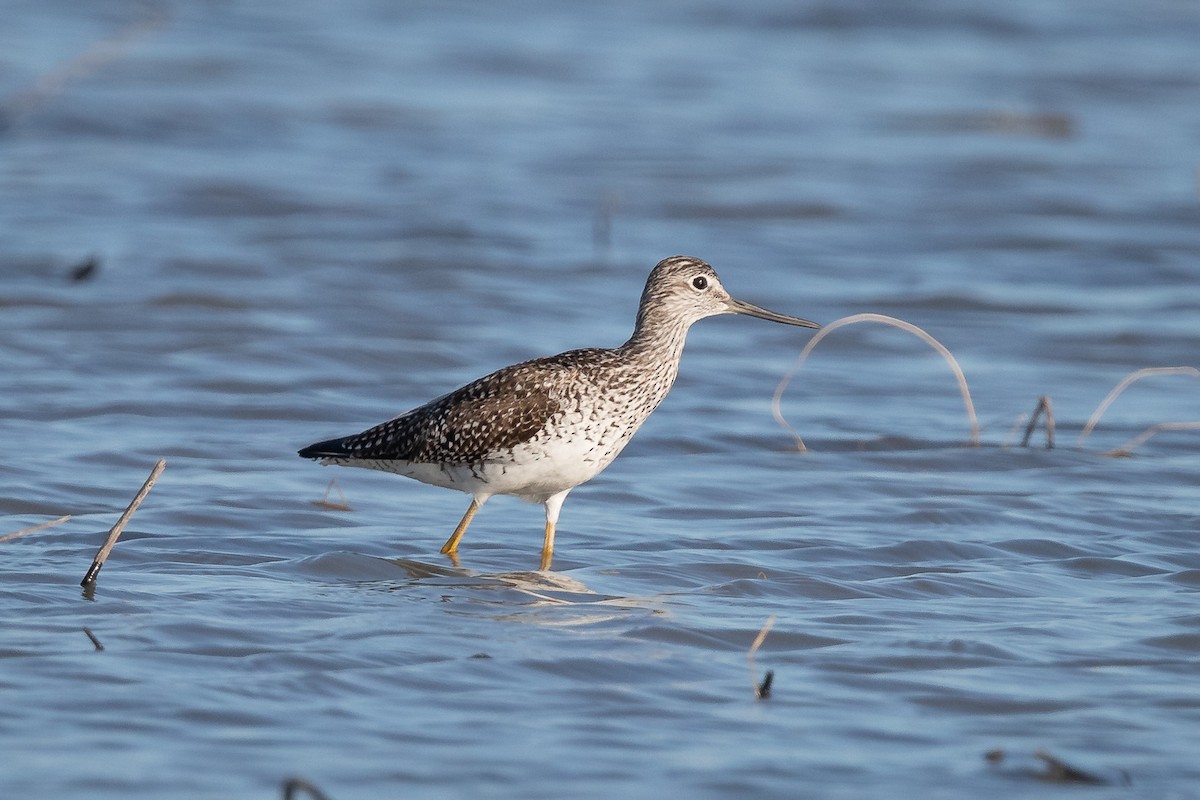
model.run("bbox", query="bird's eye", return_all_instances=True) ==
[692,276,708,290]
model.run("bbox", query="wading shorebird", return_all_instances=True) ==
[299,255,820,570]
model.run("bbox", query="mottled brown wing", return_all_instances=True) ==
[299,364,562,465]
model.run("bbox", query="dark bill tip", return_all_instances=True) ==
[727,297,821,329]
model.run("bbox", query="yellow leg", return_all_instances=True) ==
[538,490,569,571]
[539,518,556,571]
[441,498,481,556]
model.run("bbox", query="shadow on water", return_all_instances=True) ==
[291,550,664,625]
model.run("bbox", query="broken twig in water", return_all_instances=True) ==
[81,459,166,586]
[0,514,71,543]
[282,777,334,800]
[1106,421,1200,458]
[771,313,979,451]
[83,627,105,651]
[311,478,351,511]
[985,748,1129,786]
[69,255,100,282]
[748,614,776,700]
[1033,749,1109,785]
[1077,367,1200,448]
[756,669,775,699]
[1019,395,1055,448]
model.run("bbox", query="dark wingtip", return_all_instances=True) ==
[298,437,351,459]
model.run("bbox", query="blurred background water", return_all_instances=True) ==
[1,1,1198,798]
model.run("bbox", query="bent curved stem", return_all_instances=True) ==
[772,313,979,451]
[1077,367,1200,448]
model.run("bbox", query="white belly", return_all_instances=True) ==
[332,426,632,504]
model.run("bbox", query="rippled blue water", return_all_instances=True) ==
[2,1,1198,798]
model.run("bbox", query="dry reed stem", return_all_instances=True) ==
[0,514,71,543]
[83,627,104,651]
[1076,367,1200,448]
[771,313,980,451]
[748,614,776,699]
[1001,415,1027,448]
[1020,395,1055,448]
[1106,421,1200,457]
[985,748,1123,786]
[1033,750,1107,785]
[1,5,168,125]
[81,459,166,586]
[312,478,351,511]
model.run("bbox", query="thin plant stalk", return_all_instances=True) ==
[2,6,167,124]
[748,614,776,700]
[83,627,105,651]
[81,459,166,586]
[1107,421,1200,457]
[1020,395,1055,448]
[772,313,979,451]
[312,478,351,511]
[0,514,70,543]
[1077,367,1200,448]
[1002,415,1028,448]
[282,778,333,800]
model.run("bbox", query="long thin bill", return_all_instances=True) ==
[727,297,821,329]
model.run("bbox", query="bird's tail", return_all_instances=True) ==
[298,436,356,459]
